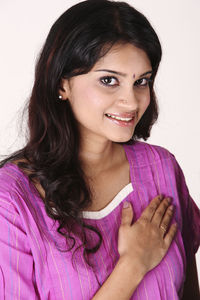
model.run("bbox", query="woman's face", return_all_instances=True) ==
[61,43,152,143]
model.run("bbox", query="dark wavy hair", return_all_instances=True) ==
[0,0,162,285]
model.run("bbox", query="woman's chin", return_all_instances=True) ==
[110,134,134,143]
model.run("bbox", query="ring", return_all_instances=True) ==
[160,225,167,232]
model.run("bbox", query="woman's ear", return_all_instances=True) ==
[58,78,71,100]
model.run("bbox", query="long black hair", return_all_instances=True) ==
[0,0,162,283]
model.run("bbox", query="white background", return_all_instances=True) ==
[0,0,199,280]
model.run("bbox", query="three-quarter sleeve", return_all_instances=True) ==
[171,154,200,262]
[0,191,38,299]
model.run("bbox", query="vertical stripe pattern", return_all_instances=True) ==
[0,141,199,299]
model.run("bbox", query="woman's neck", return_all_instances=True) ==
[79,140,124,177]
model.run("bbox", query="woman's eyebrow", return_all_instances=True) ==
[94,69,152,78]
[95,69,127,76]
[139,70,153,77]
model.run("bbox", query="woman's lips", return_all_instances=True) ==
[105,113,135,127]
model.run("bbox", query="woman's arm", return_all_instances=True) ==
[181,255,200,300]
[92,256,144,300]
[0,201,37,299]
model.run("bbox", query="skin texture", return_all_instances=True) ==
[118,195,178,274]
[60,43,152,172]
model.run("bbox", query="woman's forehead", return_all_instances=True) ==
[92,43,151,74]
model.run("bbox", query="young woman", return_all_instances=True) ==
[0,0,199,299]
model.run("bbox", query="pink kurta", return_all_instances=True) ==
[0,141,199,299]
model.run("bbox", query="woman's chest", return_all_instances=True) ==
[33,206,185,300]
[28,156,186,299]
[85,160,130,212]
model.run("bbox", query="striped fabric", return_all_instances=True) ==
[0,141,199,299]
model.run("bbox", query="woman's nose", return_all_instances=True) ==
[118,88,138,109]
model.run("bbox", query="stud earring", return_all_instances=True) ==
[58,95,62,100]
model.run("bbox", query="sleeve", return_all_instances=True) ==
[0,192,39,299]
[171,154,200,262]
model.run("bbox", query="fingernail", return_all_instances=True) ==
[123,201,130,208]
[166,197,171,203]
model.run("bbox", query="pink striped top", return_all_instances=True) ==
[0,141,199,299]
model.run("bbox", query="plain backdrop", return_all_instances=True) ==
[0,0,199,280]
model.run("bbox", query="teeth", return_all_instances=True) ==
[106,113,133,121]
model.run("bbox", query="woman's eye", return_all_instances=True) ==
[134,78,152,87]
[100,76,118,86]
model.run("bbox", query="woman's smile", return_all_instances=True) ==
[105,112,136,127]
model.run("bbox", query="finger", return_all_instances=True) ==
[152,197,171,225]
[140,195,163,223]
[121,201,133,226]
[164,223,178,247]
[159,205,174,237]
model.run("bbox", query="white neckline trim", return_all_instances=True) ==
[81,183,133,220]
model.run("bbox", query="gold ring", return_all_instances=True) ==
[160,225,167,232]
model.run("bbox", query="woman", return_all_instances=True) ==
[0,0,199,299]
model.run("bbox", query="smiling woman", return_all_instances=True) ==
[59,44,152,144]
[0,0,199,299]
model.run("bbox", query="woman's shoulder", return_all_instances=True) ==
[0,160,45,208]
[124,140,175,163]
[0,159,28,184]
[0,160,33,208]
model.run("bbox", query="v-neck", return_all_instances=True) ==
[81,143,134,219]
[81,182,133,219]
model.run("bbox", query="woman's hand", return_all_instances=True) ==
[118,195,177,276]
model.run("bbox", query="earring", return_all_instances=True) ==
[58,95,62,100]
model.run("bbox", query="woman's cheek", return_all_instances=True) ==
[138,95,150,118]
[142,91,151,108]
